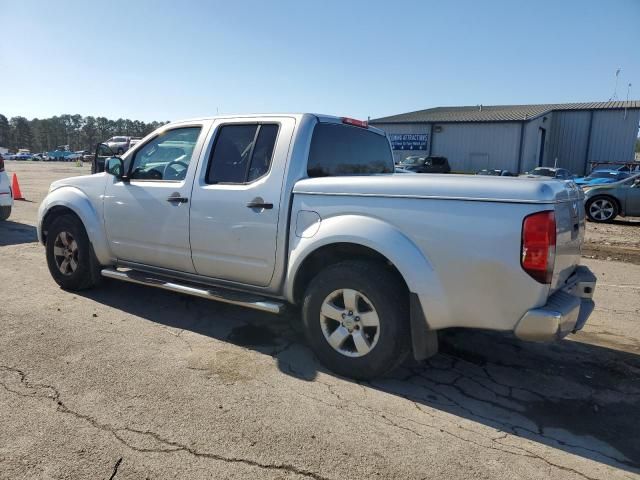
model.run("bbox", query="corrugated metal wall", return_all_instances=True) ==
[430,122,521,172]
[373,108,640,175]
[588,109,640,163]
[546,111,591,174]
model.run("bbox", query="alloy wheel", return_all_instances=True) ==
[319,289,381,357]
[589,199,615,221]
[53,231,79,275]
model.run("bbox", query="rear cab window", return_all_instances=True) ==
[307,123,394,177]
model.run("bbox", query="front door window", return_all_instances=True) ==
[130,127,201,181]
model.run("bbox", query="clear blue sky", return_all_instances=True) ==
[1,0,639,122]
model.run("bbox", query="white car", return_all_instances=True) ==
[0,155,13,220]
[38,114,596,379]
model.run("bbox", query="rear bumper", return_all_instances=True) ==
[514,266,596,342]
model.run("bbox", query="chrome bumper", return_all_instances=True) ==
[515,266,597,342]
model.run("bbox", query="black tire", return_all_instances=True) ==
[586,196,619,223]
[46,214,102,290]
[0,206,10,221]
[117,148,124,155]
[302,260,410,380]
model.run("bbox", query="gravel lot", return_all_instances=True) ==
[1,161,639,479]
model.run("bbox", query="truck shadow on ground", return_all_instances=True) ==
[0,220,38,246]
[81,279,640,474]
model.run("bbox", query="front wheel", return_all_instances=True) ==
[46,214,102,290]
[302,260,410,379]
[0,205,10,221]
[586,196,618,223]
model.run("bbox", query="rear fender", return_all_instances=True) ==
[285,214,448,326]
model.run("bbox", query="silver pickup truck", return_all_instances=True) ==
[37,114,596,379]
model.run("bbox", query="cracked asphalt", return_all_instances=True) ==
[1,162,639,479]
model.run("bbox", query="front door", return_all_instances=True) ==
[103,124,208,272]
[189,117,294,286]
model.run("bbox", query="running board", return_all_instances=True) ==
[100,268,284,314]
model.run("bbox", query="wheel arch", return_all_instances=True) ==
[285,215,445,360]
[39,187,112,265]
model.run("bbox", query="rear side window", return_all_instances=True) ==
[307,124,394,177]
[206,124,279,184]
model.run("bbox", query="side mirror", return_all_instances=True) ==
[105,157,125,179]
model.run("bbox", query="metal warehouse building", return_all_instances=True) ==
[371,101,640,175]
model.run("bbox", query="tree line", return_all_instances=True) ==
[0,114,169,153]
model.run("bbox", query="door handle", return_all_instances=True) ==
[167,195,188,204]
[246,200,273,210]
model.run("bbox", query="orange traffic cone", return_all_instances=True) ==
[11,173,25,200]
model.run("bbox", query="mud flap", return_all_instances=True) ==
[410,293,439,361]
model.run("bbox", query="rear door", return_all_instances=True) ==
[189,117,295,286]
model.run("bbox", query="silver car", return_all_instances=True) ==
[105,136,133,155]
[584,172,640,222]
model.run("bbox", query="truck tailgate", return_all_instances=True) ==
[552,181,586,291]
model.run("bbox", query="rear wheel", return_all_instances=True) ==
[0,206,10,221]
[46,214,101,290]
[586,196,618,223]
[302,261,410,379]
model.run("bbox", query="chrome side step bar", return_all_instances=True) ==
[101,268,285,314]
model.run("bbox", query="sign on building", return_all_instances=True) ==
[389,133,428,151]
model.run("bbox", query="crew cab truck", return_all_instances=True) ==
[37,114,596,379]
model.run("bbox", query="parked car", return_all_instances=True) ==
[589,163,640,173]
[524,167,573,180]
[476,169,516,176]
[31,153,46,161]
[129,137,142,149]
[584,172,640,222]
[0,154,13,220]
[47,146,82,162]
[574,169,630,188]
[105,136,141,155]
[38,113,596,379]
[396,155,451,173]
[13,152,33,161]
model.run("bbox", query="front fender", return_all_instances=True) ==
[285,214,448,326]
[38,186,113,265]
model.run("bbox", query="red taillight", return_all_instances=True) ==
[521,211,556,284]
[342,117,368,128]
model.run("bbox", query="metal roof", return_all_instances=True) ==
[371,101,640,124]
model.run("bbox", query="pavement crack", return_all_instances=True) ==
[107,457,122,480]
[0,365,331,480]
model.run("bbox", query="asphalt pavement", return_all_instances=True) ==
[1,161,639,479]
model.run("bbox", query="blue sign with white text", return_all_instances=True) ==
[389,133,428,151]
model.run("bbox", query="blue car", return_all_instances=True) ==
[574,169,630,187]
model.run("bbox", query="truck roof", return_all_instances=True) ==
[167,113,386,136]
